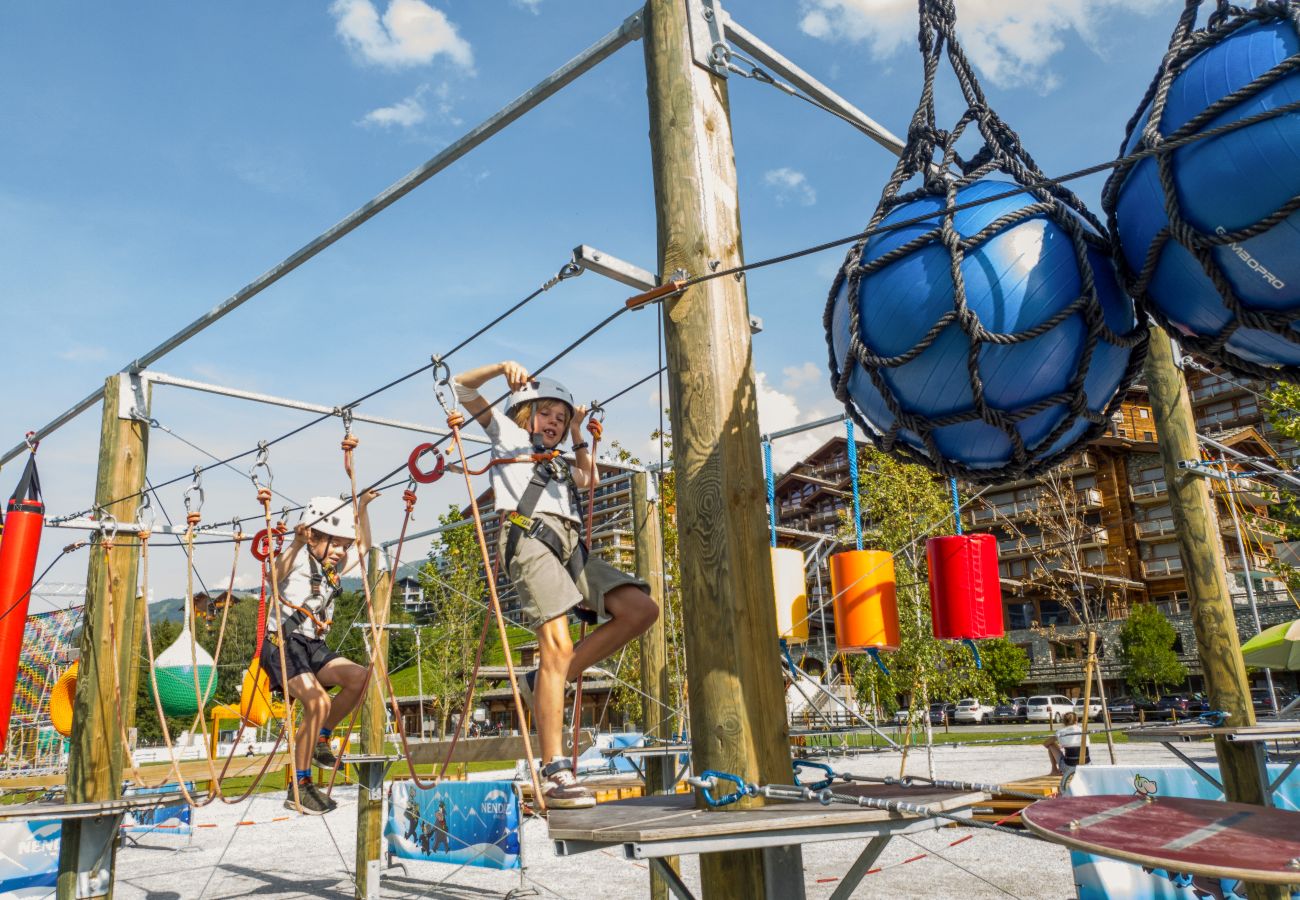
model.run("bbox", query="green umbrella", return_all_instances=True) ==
[1241,619,1300,671]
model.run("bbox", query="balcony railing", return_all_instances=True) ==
[1226,552,1273,572]
[1130,481,1168,503]
[1135,518,1179,540]
[1141,557,1184,578]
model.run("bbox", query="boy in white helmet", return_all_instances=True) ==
[452,361,658,809]
[262,490,377,815]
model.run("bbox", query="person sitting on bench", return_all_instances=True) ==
[1045,711,1084,775]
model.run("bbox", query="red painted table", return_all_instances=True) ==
[1022,794,1300,885]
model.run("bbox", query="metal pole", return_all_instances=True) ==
[1,8,647,468]
[1199,432,1300,491]
[762,414,846,443]
[1217,455,1278,714]
[415,627,425,742]
[144,372,490,444]
[720,16,906,155]
[379,517,474,549]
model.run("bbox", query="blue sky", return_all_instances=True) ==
[1,0,1183,600]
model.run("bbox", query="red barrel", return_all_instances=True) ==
[0,454,43,745]
[926,533,1004,641]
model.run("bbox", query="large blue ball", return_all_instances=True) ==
[828,179,1140,479]
[1111,18,1300,374]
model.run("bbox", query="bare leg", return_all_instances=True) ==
[566,586,659,679]
[536,616,575,763]
[317,658,369,731]
[287,673,331,772]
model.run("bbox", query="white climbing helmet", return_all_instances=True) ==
[506,377,575,418]
[302,496,356,540]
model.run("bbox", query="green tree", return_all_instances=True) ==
[976,637,1031,699]
[841,446,991,726]
[1118,602,1188,697]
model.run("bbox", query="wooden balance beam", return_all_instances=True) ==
[0,752,293,792]
[402,730,594,766]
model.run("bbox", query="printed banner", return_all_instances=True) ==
[123,782,194,835]
[0,818,59,899]
[1067,764,1300,900]
[385,779,520,870]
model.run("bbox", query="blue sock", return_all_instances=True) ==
[296,768,311,784]
[319,728,332,740]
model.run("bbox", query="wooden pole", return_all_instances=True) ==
[633,470,678,900]
[355,548,393,900]
[1144,326,1283,900]
[1078,631,1096,766]
[58,374,150,900]
[643,3,801,896]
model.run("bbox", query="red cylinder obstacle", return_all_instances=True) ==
[926,533,1003,641]
[0,453,43,745]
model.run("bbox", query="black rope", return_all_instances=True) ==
[822,0,1147,485]
[1102,0,1300,380]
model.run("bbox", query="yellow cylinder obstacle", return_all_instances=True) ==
[771,547,809,645]
[49,661,77,737]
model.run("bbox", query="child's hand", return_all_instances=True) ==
[500,360,530,390]
[358,488,380,508]
[292,523,311,546]
[570,404,588,440]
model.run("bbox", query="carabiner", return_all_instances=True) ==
[792,759,835,792]
[696,770,754,808]
[430,355,453,415]
[183,466,205,516]
[249,440,273,490]
[135,493,157,532]
[97,513,119,547]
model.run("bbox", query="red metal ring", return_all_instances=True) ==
[250,527,285,562]
[407,444,446,484]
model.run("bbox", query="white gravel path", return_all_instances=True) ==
[111,741,1192,900]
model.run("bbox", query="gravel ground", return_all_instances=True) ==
[111,741,1191,900]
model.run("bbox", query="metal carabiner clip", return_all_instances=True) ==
[183,466,205,516]
[97,513,119,546]
[249,440,274,490]
[430,355,453,414]
[135,493,157,532]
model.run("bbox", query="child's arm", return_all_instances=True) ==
[569,404,594,491]
[340,488,380,576]
[452,360,530,428]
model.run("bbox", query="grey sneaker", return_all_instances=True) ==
[313,738,339,770]
[285,780,334,816]
[541,760,595,809]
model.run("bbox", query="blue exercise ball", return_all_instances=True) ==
[1107,16,1300,377]
[826,179,1143,482]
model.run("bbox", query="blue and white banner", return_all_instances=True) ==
[1067,764,1300,900]
[0,818,60,899]
[122,782,193,835]
[384,780,521,870]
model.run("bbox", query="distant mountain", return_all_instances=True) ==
[148,596,186,624]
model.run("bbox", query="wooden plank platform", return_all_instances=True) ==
[0,752,293,792]
[971,774,1058,828]
[1127,722,1300,744]
[403,730,593,765]
[1023,794,1300,885]
[549,783,983,846]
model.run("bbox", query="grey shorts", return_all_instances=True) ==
[499,512,648,626]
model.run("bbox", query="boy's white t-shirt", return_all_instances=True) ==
[483,406,580,524]
[269,546,378,641]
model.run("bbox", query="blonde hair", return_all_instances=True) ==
[510,399,571,433]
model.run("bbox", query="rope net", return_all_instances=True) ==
[1102,0,1300,380]
[824,0,1147,484]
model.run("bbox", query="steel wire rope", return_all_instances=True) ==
[897,832,1025,900]
[55,262,582,521]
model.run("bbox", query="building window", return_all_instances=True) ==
[1007,602,1033,630]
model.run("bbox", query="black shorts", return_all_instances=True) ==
[259,631,340,694]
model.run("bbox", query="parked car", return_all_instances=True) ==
[1252,688,1298,717]
[1026,694,1075,723]
[992,697,1028,723]
[1157,694,1208,718]
[953,698,996,724]
[893,706,910,726]
[928,702,955,726]
[1073,696,1104,722]
[1106,695,1161,722]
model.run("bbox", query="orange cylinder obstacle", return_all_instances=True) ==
[830,549,899,652]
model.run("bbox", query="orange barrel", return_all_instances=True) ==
[50,662,77,737]
[830,550,899,652]
[771,547,809,645]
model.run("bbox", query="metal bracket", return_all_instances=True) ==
[363,859,381,900]
[686,0,728,75]
[76,814,121,899]
[117,371,149,422]
[572,245,656,291]
[342,755,399,801]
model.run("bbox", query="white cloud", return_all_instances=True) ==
[756,372,841,471]
[513,0,543,13]
[763,167,816,207]
[331,0,473,69]
[58,343,109,363]
[782,361,823,392]
[362,91,428,128]
[798,0,1171,92]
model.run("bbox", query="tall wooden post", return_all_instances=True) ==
[58,374,150,900]
[1145,327,1283,900]
[355,549,393,900]
[643,3,801,897]
[633,470,678,900]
